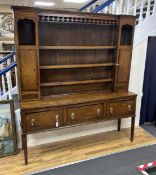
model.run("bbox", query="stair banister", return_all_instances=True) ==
[0,62,17,76]
[126,0,130,15]
[0,51,15,64]
[119,0,123,14]
[0,63,6,95]
[6,71,12,99]
[0,62,17,100]
[133,0,137,16]
[7,55,12,90]
[139,0,144,23]
[154,0,156,14]
[146,0,150,18]
[0,51,18,100]
[109,3,113,14]
[112,1,116,14]
[79,0,98,11]
[92,0,115,13]
[14,54,18,87]
[115,0,120,14]
[105,6,108,13]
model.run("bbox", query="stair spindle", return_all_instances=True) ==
[0,63,6,95]
[126,0,130,15]
[133,0,137,16]
[112,1,116,14]
[153,0,156,14]
[6,71,12,99]
[139,0,144,23]
[109,4,113,14]
[146,0,151,19]
[14,55,18,87]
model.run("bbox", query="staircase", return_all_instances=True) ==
[80,0,156,44]
[80,0,156,23]
[0,51,18,100]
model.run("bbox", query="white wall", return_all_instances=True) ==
[129,39,148,125]
[0,5,11,13]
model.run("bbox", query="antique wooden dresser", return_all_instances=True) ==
[12,6,137,165]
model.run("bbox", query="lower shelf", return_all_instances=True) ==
[40,79,113,87]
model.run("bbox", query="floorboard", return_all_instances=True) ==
[0,127,156,175]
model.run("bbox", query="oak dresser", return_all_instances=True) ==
[12,6,137,165]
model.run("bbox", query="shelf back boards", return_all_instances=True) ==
[12,6,135,101]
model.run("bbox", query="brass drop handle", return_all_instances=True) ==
[128,105,132,111]
[55,115,59,128]
[31,119,35,126]
[110,107,114,114]
[115,64,120,67]
[71,113,75,120]
[97,108,101,116]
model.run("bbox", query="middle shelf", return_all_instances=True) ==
[40,63,115,69]
[40,79,113,87]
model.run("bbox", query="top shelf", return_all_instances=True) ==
[39,46,116,50]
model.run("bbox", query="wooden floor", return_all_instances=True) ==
[0,127,156,175]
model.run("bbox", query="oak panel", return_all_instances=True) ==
[66,104,104,125]
[117,47,132,83]
[19,49,39,91]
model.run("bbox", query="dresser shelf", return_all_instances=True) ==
[40,63,115,69]
[40,79,113,87]
[39,46,116,50]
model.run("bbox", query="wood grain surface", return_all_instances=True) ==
[0,127,155,175]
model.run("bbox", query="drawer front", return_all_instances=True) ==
[25,110,63,132]
[106,100,135,118]
[66,104,104,125]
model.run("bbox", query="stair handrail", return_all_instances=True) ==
[0,51,16,64]
[0,51,17,100]
[92,0,115,13]
[0,61,17,76]
[79,0,98,11]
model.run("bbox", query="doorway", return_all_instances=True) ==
[140,36,156,125]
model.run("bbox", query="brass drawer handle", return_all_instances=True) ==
[110,107,114,114]
[31,119,35,126]
[128,105,132,111]
[43,111,47,114]
[97,108,101,116]
[55,115,59,128]
[71,113,75,120]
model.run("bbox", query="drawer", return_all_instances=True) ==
[66,104,104,125]
[25,110,63,132]
[106,100,135,118]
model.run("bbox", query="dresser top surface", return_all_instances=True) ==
[20,91,136,111]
